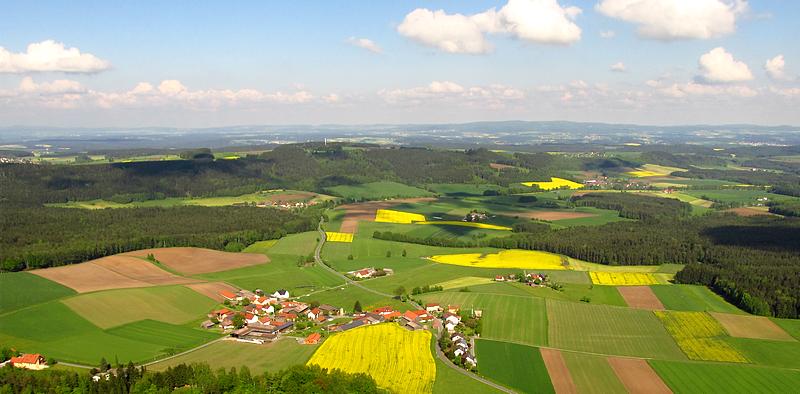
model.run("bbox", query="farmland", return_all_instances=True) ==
[307,323,435,393]
[654,310,748,362]
[325,231,354,242]
[650,360,800,394]
[590,271,662,285]
[374,209,426,223]
[48,190,332,209]
[149,339,318,373]
[561,352,627,394]
[429,250,566,270]
[325,181,434,200]
[651,284,747,314]
[475,340,554,394]
[521,177,583,190]
[0,272,75,314]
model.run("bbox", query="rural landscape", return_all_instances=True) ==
[2,0,800,392]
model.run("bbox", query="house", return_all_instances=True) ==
[258,316,272,325]
[220,291,237,301]
[362,313,385,324]
[272,289,290,299]
[200,320,216,329]
[404,320,422,330]
[464,354,477,366]
[210,308,232,320]
[305,333,322,345]
[454,348,465,357]
[278,312,298,322]
[307,308,321,320]
[473,309,483,318]
[315,314,329,324]
[221,318,235,330]
[443,312,461,326]
[351,268,375,279]
[383,311,402,320]
[10,354,47,370]
[373,306,395,315]
[238,290,257,301]
[445,321,457,332]
[244,313,259,325]
[494,275,505,282]
[336,319,366,332]
[447,305,460,314]
[318,304,344,316]
[425,303,441,313]
[450,333,465,342]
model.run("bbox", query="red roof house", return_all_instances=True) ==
[305,333,322,344]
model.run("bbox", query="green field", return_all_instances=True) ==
[729,338,800,369]
[651,285,746,314]
[546,300,686,359]
[561,352,626,394]
[297,285,407,313]
[241,239,279,254]
[0,272,75,314]
[420,292,548,346]
[105,319,220,350]
[475,340,554,394]
[650,360,800,394]
[431,338,501,394]
[48,190,331,209]
[200,254,344,297]
[148,338,318,373]
[773,318,800,340]
[683,189,797,205]
[325,181,434,200]
[266,231,320,256]
[515,283,627,307]
[61,285,218,329]
[426,183,503,197]
[0,301,176,364]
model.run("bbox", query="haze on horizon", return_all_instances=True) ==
[0,0,798,128]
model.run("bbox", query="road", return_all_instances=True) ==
[434,325,516,394]
[314,219,422,309]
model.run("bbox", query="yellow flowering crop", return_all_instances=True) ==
[375,209,426,224]
[654,311,748,363]
[307,323,436,393]
[430,249,567,270]
[521,177,583,191]
[590,272,660,285]
[325,232,354,243]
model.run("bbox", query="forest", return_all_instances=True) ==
[0,362,381,394]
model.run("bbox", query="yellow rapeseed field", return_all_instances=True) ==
[325,232,354,243]
[654,310,748,363]
[429,249,567,270]
[590,271,660,285]
[416,221,511,231]
[521,177,584,190]
[307,323,436,393]
[627,170,662,177]
[374,209,426,224]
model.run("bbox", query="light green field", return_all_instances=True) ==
[435,276,493,290]
[651,285,747,314]
[325,181,434,200]
[296,285,407,313]
[148,338,318,373]
[729,338,800,369]
[0,272,76,314]
[561,352,626,394]
[267,231,320,256]
[773,318,800,340]
[431,337,501,394]
[568,259,682,273]
[546,300,686,359]
[419,292,548,346]
[61,285,218,329]
[48,190,330,209]
[684,189,797,204]
[650,360,800,394]
[513,283,627,307]
[200,254,344,297]
[105,319,220,352]
[0,301,172,364]
[475,340,554,394]
[241,239,279,254]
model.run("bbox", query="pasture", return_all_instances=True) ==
[730,337,800,369]
[296,285,407,313]
[475,340,554,394]
[61,285,218,329]
[0,272,75,314]
[561,352,626,394]
[546,300,686,359]
[149,338,317,373]
[429,250,566,270]
[650,360,800,394]
[307,323,435,393]
[651,284,747,314]
[419,292,548,346]
[654,310,748,363]
[434,276,493,290]
[325,181,434,200]
[124,247,268,275]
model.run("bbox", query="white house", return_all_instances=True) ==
[443,313,461,326]
[464,354,477,366]
[445,322,457,332]
[271,289,290,300]
[454,348,465,357]
[425,303,441,313]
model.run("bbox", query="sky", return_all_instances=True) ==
[0,0,798,127]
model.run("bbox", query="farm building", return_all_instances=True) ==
[10,354,48,370]
[272,289,290,299]
[318,304,344,316]
[305,333,322,345]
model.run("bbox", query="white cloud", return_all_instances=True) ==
[347,37,383,54]
[397,0,582,54]
[379,81,525,108]
[596,0,747,40]
[765,55,786,81]
[18,76,85,94]
[697,47,753,83]
[610,62,626,72]
[0,40,110,73]
[648,79,757,98]
[600,30,616,38]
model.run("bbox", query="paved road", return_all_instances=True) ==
[314,219,422,309]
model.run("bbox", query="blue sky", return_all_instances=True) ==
[1,1,798,127]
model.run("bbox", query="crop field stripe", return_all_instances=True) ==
[654,311,748,363]
[590,271,660,286]
[650,360,800,394]
[607,357,672,394]
[325,231,354,242]
[650,285,746,315]
[475,339,555,394]
[560,352,627,394]
[709,312,796,341]
[539,348,577,394]
[617,286,665,310]
[0,272,76,315]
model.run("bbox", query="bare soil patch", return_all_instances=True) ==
[617,286,665,310]
[93,255,199,285]
[185,282,240,301]
[710,312,795,341]
[124,247,268,275]
[499,210,597,221]
[723,207,778,217]
[338,197,436,233]
[31,263,151,293]
[607,357,672,394]
[540,348,577,394]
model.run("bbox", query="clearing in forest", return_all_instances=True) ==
[521,177,584,190]
[590,272,660,286]
[654,311,748,363]
[617,286,665,310]
[307,323,435,393]
[709,312,796,341]
[429,250,566,270]
[123,247,268,275]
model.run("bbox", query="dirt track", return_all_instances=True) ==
[124,247,269,275]
[607,357,672,394]
[617,286,665,310]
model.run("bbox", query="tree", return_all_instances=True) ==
[386,250,392,258]
[232,314,245,329]
[353,300,362,313]
[402,249,407,257]
[393,286,406,297]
